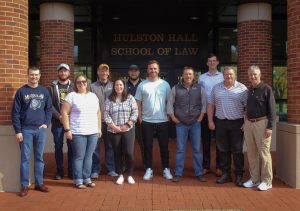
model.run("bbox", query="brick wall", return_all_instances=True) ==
[287,0,300,123]
[40,20,74,86]
[237,20,272,87]
[0,0,28,125]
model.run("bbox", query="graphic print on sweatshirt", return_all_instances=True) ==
[24,93,44,110]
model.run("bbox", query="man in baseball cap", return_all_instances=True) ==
[49,63,74,180]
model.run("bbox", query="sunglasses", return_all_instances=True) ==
[76,80,87,85]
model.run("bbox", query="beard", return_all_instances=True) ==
[58,75,69,82]
[129,75,139,81]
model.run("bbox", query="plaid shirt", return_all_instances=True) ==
[104,94,138,133]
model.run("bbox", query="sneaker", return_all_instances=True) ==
[54,174,62,180]
[163,168,173,180]
[127,176,135,184]
[75,184,86,189]
[243,179,260,188]
[257,182,272,191]
[172,175,181,182]
[143,168,153,180]
[85,182,96,188]
[116,175,124,185]
[108,171,118,177]
[197,174,207,182]
[91,173,99,179]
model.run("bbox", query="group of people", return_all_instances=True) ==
[12,54,276,197]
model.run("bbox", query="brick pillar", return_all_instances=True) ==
[237,2,272,87]
[287,0,300,123]
[0,0,28,125]
[40,2,74,86]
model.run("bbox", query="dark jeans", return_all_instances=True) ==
[215,118,244,176]
[109,128,135,175]
[142,121,169,169]
[92,122,115,175]
[51,124,73,176]
[201,115,221,170]
[135,121,145,168]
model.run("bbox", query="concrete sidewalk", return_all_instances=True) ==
[1,140,300,211]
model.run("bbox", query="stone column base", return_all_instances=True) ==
[0,125,56,192]
[276,122,300,188]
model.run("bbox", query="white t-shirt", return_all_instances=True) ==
[135,78,171,123]
[65,91,99,135]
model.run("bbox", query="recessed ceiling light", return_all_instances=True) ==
[75,28,84,32]
[190,16,199,20]
[112,16,120,20]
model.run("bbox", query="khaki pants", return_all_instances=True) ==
[244,119,273,184]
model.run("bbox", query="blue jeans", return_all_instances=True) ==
[92,123,115,175]
[20,128,46,187]
[72,134,98,184]
[175,122,203,176]
[51,124,73,176]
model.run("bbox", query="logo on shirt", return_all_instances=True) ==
[30,99,42,110]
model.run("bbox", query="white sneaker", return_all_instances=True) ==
[257,182,272,191]
[163,168,173,180]
[143,168,153,180]
[116,175,124,185]
[127,176,135,184]
[243,179,260,188]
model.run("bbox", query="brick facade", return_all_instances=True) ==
[237,20,272,87]
[0,0,28,125]
[40,20,74,86]
[287,0,300,123]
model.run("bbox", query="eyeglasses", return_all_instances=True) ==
[76,80,87,85]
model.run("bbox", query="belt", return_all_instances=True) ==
[247,116,267,122]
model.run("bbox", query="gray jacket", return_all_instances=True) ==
[90,80,113,121]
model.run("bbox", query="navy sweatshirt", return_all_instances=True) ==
[12,85,52,134]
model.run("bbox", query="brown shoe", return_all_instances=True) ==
[202,169,210,175]
[18,186,29,197]
[216,168,222,177]
[34,184,49,193]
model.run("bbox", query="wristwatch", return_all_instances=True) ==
[64,128,71,132]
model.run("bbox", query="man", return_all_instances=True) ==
[12,66,52,197]
[48,63,74,180]
[198,53,223,177]
[167,66,207,182]
[207,66,247,187]
[91,64,117,178]
[126,64,145,169]
[135,60,173,180]
[243,65,276,191]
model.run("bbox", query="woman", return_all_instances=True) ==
[104,79,138,185]
[61,74,101,189]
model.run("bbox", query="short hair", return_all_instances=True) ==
[223,66,236,74]
[182,66,195,74]
[207,53,218,60]
[109,79,129,102]
[248,65,261,75]
[147,60,160,68]
[74,74,90,93]
[27,66,40,74]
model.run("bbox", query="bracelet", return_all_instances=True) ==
[64,128,71,132]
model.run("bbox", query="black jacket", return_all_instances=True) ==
[48,80,74,125]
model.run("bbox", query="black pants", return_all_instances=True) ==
[135,121,145,168]
[142,121,169,169]
[108,128,135,176]
[215,118,244,176]
[201,115,221,169]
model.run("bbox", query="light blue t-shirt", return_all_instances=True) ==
[135,78,171,123]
